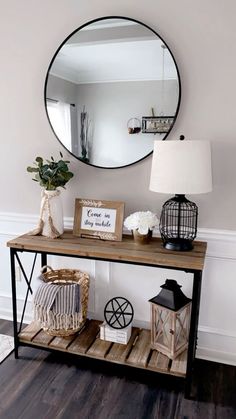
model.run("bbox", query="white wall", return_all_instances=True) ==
[1,0,236,229]
[77,80,177,166]
[48,77,178,166]
[47,74,77,104]
[1,0,236,365]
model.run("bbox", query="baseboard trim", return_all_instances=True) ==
[196,346,236,366]
[199,325,236,339]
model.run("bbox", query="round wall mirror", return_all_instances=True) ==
[44,16,181,169]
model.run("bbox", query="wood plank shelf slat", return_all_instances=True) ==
[86,338,113,359]
[126,329,152,368]
[170,350,188,376]
[65,320,102,354]
[147,350,170,372]
[49,334,76,350]
[68,320,101,354]
[18,322,41,342]
[18,321,187,377]
[106,327,140,363]
[32,330,54,346]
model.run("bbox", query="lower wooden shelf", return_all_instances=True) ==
[18,319,187,378]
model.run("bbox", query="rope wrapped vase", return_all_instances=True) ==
[33,266,90,337]
[29,189,64,239]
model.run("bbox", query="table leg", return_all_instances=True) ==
[41,252,47,268]
[10,249,18,359]
[185,270,202,398]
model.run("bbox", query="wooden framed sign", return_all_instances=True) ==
[73,198,125,241]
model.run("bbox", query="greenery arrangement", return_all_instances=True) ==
[27,152,74,191]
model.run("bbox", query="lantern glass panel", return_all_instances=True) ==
[174,306,191,353]
[151,302,191,359]
[155,309,172,349]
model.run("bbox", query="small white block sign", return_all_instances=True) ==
[100,321,132,345]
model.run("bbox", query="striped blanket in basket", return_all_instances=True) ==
[33,282,81,332]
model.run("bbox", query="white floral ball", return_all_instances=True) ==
[124,211,159,235]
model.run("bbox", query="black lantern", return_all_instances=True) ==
[149,279,192,359]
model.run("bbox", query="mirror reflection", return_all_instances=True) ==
[45,17,180,168]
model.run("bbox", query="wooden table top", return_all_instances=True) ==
[7,231,207,271]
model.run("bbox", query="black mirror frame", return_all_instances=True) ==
[44,16,181,170]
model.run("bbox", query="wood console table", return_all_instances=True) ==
[7,231,207,398]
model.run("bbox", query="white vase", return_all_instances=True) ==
[40,189,64,238]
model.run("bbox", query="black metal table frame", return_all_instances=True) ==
[9,247,202,399]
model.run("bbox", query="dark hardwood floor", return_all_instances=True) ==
[0,319,235,419]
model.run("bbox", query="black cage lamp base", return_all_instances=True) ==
[159,194,198,252]
[163,237,194,251]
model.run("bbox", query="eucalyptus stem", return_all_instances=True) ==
[27,154,74,190]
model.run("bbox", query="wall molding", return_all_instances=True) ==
[2,211,236,251]
[0,212,73,236]
[1,211,236,366]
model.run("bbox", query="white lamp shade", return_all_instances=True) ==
[149,140,212,195]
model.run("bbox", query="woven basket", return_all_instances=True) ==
[35,266,89,337]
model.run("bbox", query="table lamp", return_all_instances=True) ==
[149,136,212,251]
